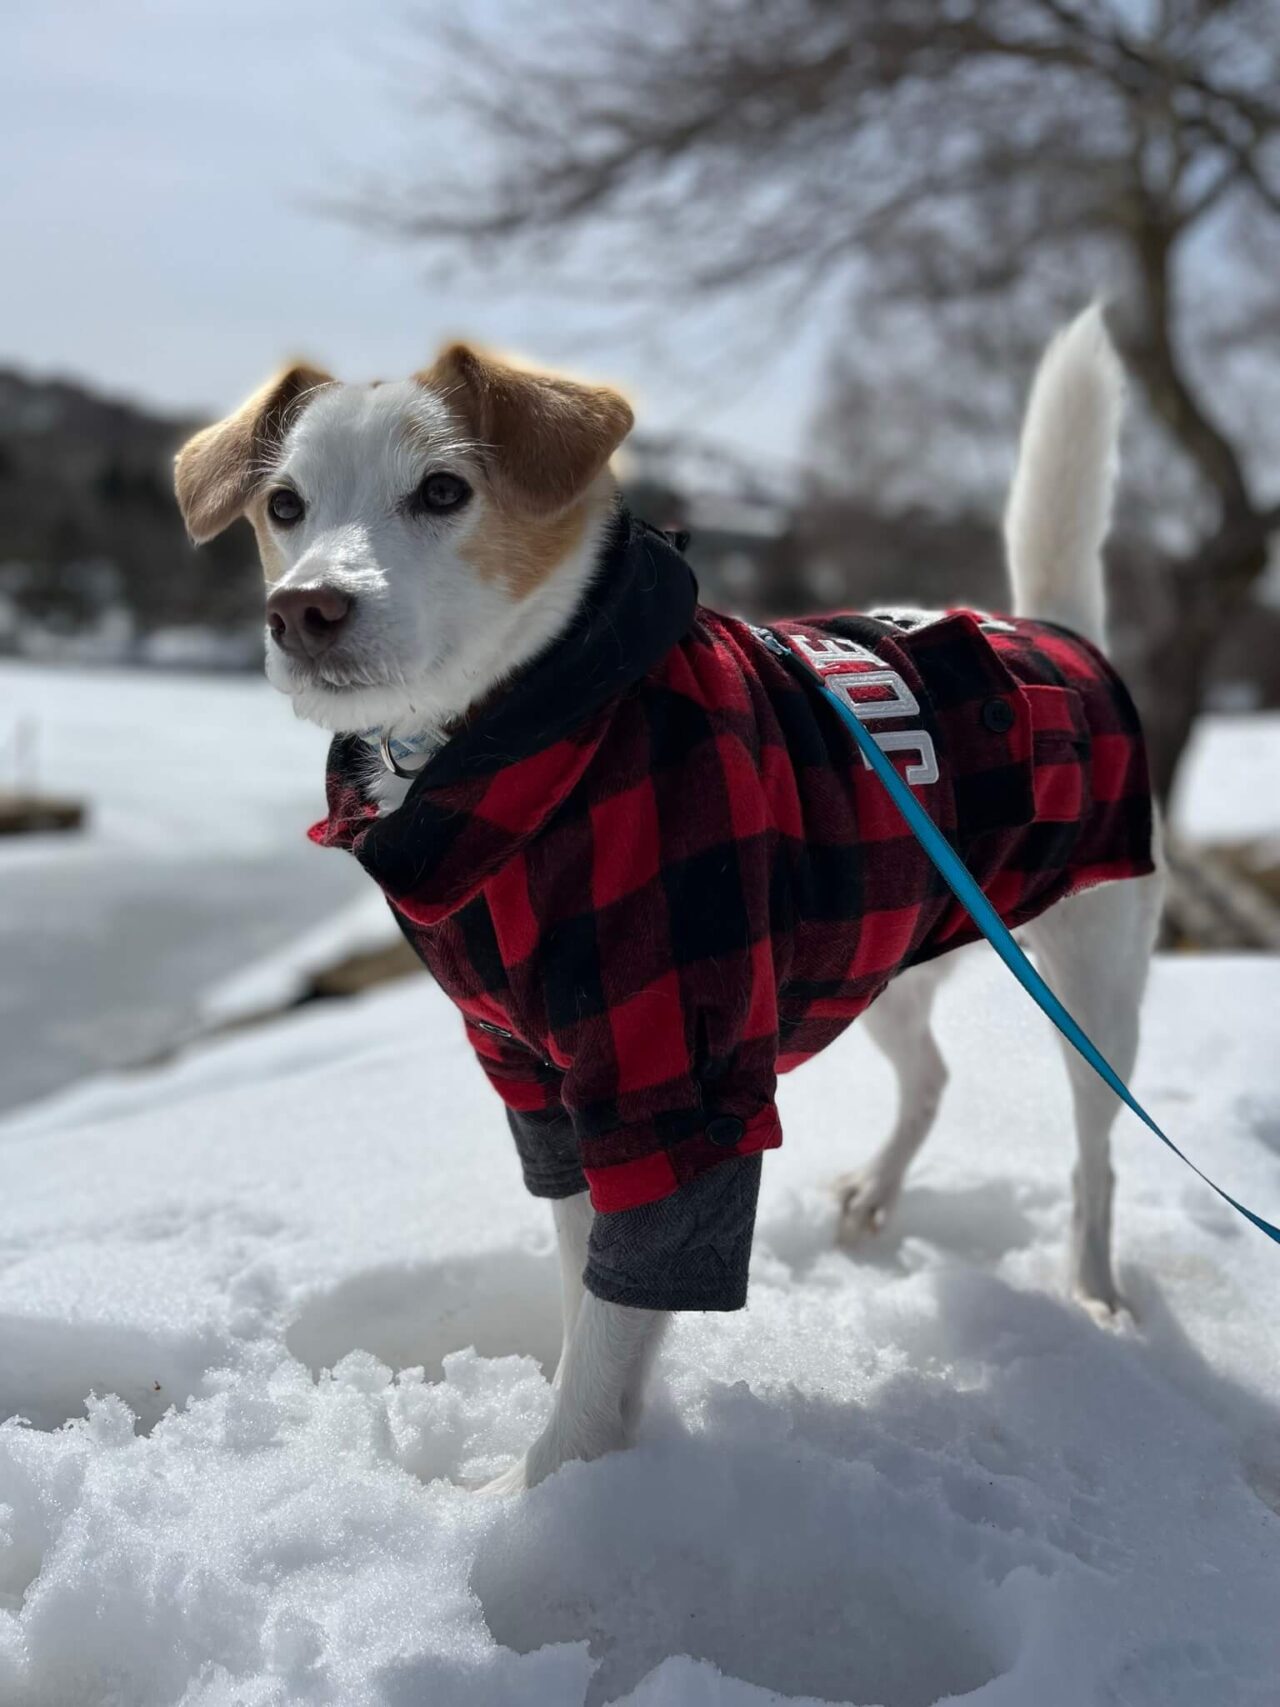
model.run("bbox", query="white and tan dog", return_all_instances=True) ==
[176,311,1163,1491]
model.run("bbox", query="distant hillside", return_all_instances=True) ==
[0,370,261,662]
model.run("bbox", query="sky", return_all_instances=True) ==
[0,0,831,466]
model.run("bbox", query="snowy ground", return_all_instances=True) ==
[2,949,1278,1706]
[0,661,368,1112]
[1171,711,1280,843]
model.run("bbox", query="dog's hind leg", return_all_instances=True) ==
[835,959,952,1244]
[1024,863,1163,1319]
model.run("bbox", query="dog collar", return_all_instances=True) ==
[355,726,434,778]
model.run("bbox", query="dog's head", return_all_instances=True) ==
[174,346,633,733]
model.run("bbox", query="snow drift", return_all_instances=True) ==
[1,948,1278,1705]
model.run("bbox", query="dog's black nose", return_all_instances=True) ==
[266,585,352,657]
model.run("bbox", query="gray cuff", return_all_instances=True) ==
[506,1107,588,1199]
[583,1154,762,1312]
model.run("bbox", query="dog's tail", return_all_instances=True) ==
[1004,305,1124,650]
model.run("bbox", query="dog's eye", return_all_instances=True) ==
[414,472,471,515]
[267,488,305,527]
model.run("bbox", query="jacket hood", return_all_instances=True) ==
[309,505,698,923]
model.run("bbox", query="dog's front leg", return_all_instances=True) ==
[483,1294,668,1492]
[550,1191,594,1381]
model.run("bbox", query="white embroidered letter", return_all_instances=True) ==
[828,669,920,723]
[794,634,878,670]
[860,730,939,787]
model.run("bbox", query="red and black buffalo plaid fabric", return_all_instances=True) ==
[311,507,1154,1216]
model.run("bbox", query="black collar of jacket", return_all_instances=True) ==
[337,499,697,795]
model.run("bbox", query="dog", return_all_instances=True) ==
[175,308,1163,1492]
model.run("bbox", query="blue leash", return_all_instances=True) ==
[791,642,1280,1245]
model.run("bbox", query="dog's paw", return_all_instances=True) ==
[833,1168,902,1246]
[1073,1289,1136,1334]
[475,1455,530,1496]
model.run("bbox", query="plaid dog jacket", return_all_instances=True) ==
[311,506,1154,1307]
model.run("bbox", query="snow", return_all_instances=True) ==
[0,661,371,1112]
[198,889,403,1032]
[2,950,1278,1706]
[1172,712,1280,843]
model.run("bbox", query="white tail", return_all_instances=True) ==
[1004,306,1124,649]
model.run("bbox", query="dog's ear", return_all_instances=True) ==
[425,343,633,515]
[174,364,333,543]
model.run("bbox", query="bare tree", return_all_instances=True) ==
[366,0,1280,798]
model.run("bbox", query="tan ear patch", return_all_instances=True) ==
[175,364,333,544]
[419,343,633,518]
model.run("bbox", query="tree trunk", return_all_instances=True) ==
[1140,605,1218,808]
[1138,530,1269,807]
